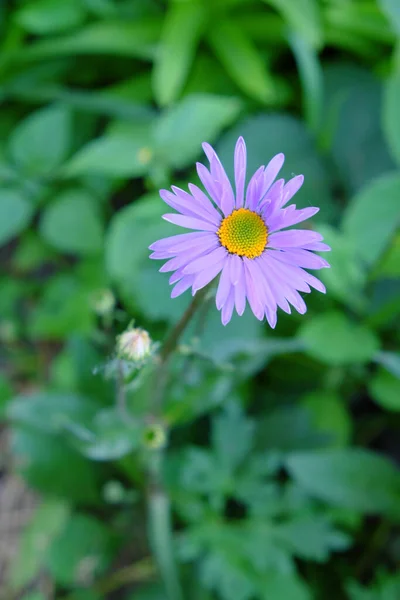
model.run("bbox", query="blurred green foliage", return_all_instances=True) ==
[1,0,400,599]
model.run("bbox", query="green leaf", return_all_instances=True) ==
[286,449,400,516]
[40,189,103,255]
[383,70,400,166]
[375,351,400,379]
[262,0,322,47]
[46,514,115,586]
[0,189,34,245]
[10,500,70,591]
[324,64,395,195]
[212,402,254,472]
[207,19,277,104]
[316,225,366,311]
[28,273,95,339]
[9,106,71,175]
[64,123,153,177]
[11,427,100,502]
[301,391,351,447]
[0,373,13,418]
[379,0,400,35]
[7,391,97,434]
[271,516,350,562]
[16,0,86,35]
[154,94,242,169]
[14,18,162,62]
[342,173,400,267]
[217,114,336,219]
[70,408,141,461]
[153,2,205,106]
[288,32,323,134]
[259,572,312,600]
[255,406,330,452]
[299,312,380,365]
[369,368,400,412]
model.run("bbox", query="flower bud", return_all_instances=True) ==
[117,327,152,362]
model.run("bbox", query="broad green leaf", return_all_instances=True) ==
[207,19,277,104]
[16,0,86,35]
[9,106,71,175]
[289,31,323,134]
[369,368,400,412]
[255,406,330,452]
[286,449,400,516]
[154,94,242,169]
[212,402,254,472]
[64,123,153,177]
[28,273,95,339]
[379,0,400,34]
[153,2,205,106]
[217,114,336,219]
[10,500,70,591]
[262,0,322,48]
[40,189,103,255]
[342,173,400,268]
[7,392,97,434]
[0,189,34,245]
[271,516,350,562]
[301,391,351,447]
[324,64,395,194]
[70,408,141,461]
[259,572,311,600]
[46,514,114,586]
[316,225,366,311]
[299,312,380,365]
[11,427,100,502]
[375,351,400,379]
[383,70,400,166]
[14,19,162,62]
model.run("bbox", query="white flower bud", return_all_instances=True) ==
[117,328,151,362]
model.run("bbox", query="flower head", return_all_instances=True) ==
[149,137,330,326]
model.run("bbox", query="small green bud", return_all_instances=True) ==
[143,423,167,450]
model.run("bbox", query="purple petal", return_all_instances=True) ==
[261,179,285,219]
[159,245,216,273]
[266,254,311,293]
[268,229,323,248]
[167,233,218,254]
[234,137,247,208]
[183,246,227,275]
[278,175,304,210]
[260,153,285,201]
[162,213,217,232]
[234,277,246,316]
[216,261,232,310]
[196,162,221,207]
[230,254,243,285]
[243,259,265,321]
[268,206,319,232]
[149,232,206,252]
[303,241,331,252]
[270,248,330,270]
[171,275,195,298]
[258,256,291,314]
[245,166,264,211]
[192,258,225,293]
[221,288,235,325]
[168,186,221,225]
[263,255,308,314]
[169,269,184,284]
[188,183,222,220]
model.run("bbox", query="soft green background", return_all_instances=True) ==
[1,0,400,599]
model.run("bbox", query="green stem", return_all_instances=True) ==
[148,286,211,600]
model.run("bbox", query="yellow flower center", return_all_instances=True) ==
[218,208,268,259]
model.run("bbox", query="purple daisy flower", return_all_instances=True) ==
[149,137,330,327]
